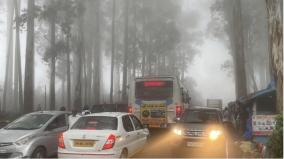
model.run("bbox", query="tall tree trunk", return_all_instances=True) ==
[266,0,283,113]
[66,34,71,110]
[83,51,87,106]
[74,13,84,110]
[49,9,56,110]
[24,0,35,113]
[13,0,19,112]
[73,44,83,110]
[114,60,121,102]
[86,44,92,105]
[2,0,14,113]
[132,0,137,78]
[232,0,247,98]
[93,0,101,104]
[110,0,116,104]
[73,46,83,110]
[122,0,129,102]
[61,80,65,107]
[14,0,23,113]
[141,2,146,77]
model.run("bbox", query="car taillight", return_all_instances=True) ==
[103,134,116,150]
[58,133,65,149]
[128,105,133,113]
[176,105,182,117]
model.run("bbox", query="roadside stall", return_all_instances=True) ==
[236,81,277,157]
[251,83,276,157]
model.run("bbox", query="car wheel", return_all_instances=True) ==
[120,149,128,158]
[31,147,46,158]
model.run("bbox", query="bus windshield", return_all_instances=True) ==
[135,81,173,100]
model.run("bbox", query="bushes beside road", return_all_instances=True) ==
[267,114,283,158]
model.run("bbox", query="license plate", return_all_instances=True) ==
[73,140,95,147]
[186,142,203,147]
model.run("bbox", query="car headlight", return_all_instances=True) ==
[209,130,222,140]
[10,152,23,158]
[15,135,34,146]
[173,128,182,136]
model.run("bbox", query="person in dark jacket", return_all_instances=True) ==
[60,106,66,111]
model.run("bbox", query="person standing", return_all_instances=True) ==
[69,108,81,127]
[60,106,66,111]
[223,107,229,120]
[82,105,91,115]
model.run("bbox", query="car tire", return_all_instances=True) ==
[120,148,128,158]
[31,147,46,158]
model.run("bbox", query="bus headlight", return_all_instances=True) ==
[173,128,182,136]
[209,130,222,140]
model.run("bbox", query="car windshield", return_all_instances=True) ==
[180,110,220,124]
[5,114,53,130]
[71,116,118,130]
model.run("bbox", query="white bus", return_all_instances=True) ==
[128,76,190,128]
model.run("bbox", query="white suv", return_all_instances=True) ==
[58,112,149,158]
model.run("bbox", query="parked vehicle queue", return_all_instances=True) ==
[0,111,149,158]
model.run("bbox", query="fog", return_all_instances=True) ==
[0,0,274,112]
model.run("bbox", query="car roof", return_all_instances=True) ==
[29,111,70,116]
[85,112,130,117]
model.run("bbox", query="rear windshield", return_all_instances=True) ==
[71,116,118,130]
[181,110,220,124]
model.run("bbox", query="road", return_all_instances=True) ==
[133,128,243,158]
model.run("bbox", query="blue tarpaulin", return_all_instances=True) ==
[237,81,276,105]
[252,81,275,99]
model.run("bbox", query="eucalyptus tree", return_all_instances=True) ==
[72,0,85,110]
[14,0,23,113]
[266,0,283,113]
[2,0,14,113]
[24,0,35,113]
[121,0,129,102]
[40,0,79,110]
[209,0,248,98]
[110,0,116,103]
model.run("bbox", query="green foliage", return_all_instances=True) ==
[267,114,283,158]
[17,5,42,30]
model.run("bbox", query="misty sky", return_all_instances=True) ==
[0,0,235,106]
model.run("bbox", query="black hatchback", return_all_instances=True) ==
[170,107,228,157]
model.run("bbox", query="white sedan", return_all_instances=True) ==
[58,112,149,158]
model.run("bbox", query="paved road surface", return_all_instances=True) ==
[133,128,242,158]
